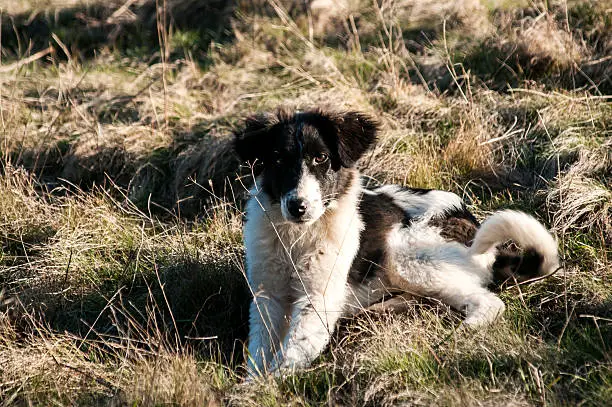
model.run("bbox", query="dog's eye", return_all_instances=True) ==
[313,153,328,164]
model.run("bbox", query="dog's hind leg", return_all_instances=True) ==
[394,258,505,327]
[388,231,505,327]
[460,288,506,327]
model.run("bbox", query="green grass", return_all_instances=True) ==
[0,0,610,405]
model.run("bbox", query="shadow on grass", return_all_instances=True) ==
[1,0,236,64]
[1,0,321,65]
[43,256,251,367]
[456,39,611,95]
[4,114,245,218]
[362,3,611,95]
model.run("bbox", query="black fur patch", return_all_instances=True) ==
[233,112,280,164]
[492,247,544,284]
[349,192,412,283]
[428,206,480,246]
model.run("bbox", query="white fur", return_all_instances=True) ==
[245,171,363,376]
[375,185,464,218]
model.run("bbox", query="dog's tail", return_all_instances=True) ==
[468,210,560,284]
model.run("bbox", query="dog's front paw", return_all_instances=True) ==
[269,348,305,377]
[268,355,289,377]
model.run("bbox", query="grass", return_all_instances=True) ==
[0,0,610,405]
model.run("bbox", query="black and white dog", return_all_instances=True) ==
[234,107,559,377]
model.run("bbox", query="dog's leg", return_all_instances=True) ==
[389,236,506,327]
[247,292,286,378]
[396,261,505,327]
[364,292,418,314]
[460,289,506,327]
[272,286,347,372]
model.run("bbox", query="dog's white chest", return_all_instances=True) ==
[243,192,363,291]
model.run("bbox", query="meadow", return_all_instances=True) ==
[0,0,610,405]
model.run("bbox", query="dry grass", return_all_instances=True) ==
[0,0,610,405]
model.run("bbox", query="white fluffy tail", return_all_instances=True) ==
[469,210,560,277]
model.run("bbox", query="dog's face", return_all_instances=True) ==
[235,108,378,224]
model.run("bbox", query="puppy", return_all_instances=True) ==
[234,107,559,377]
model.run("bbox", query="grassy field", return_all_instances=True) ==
[0,0,610,405]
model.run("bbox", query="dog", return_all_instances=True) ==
[234,107,559,377]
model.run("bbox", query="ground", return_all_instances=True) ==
[0,0,610,405]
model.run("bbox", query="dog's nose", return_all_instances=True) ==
[287,198,308,218]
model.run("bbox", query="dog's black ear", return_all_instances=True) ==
[234,113,277,164]
[329,111,379,167]
[336,111,379,166]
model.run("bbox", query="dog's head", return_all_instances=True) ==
[235,108,378,224]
